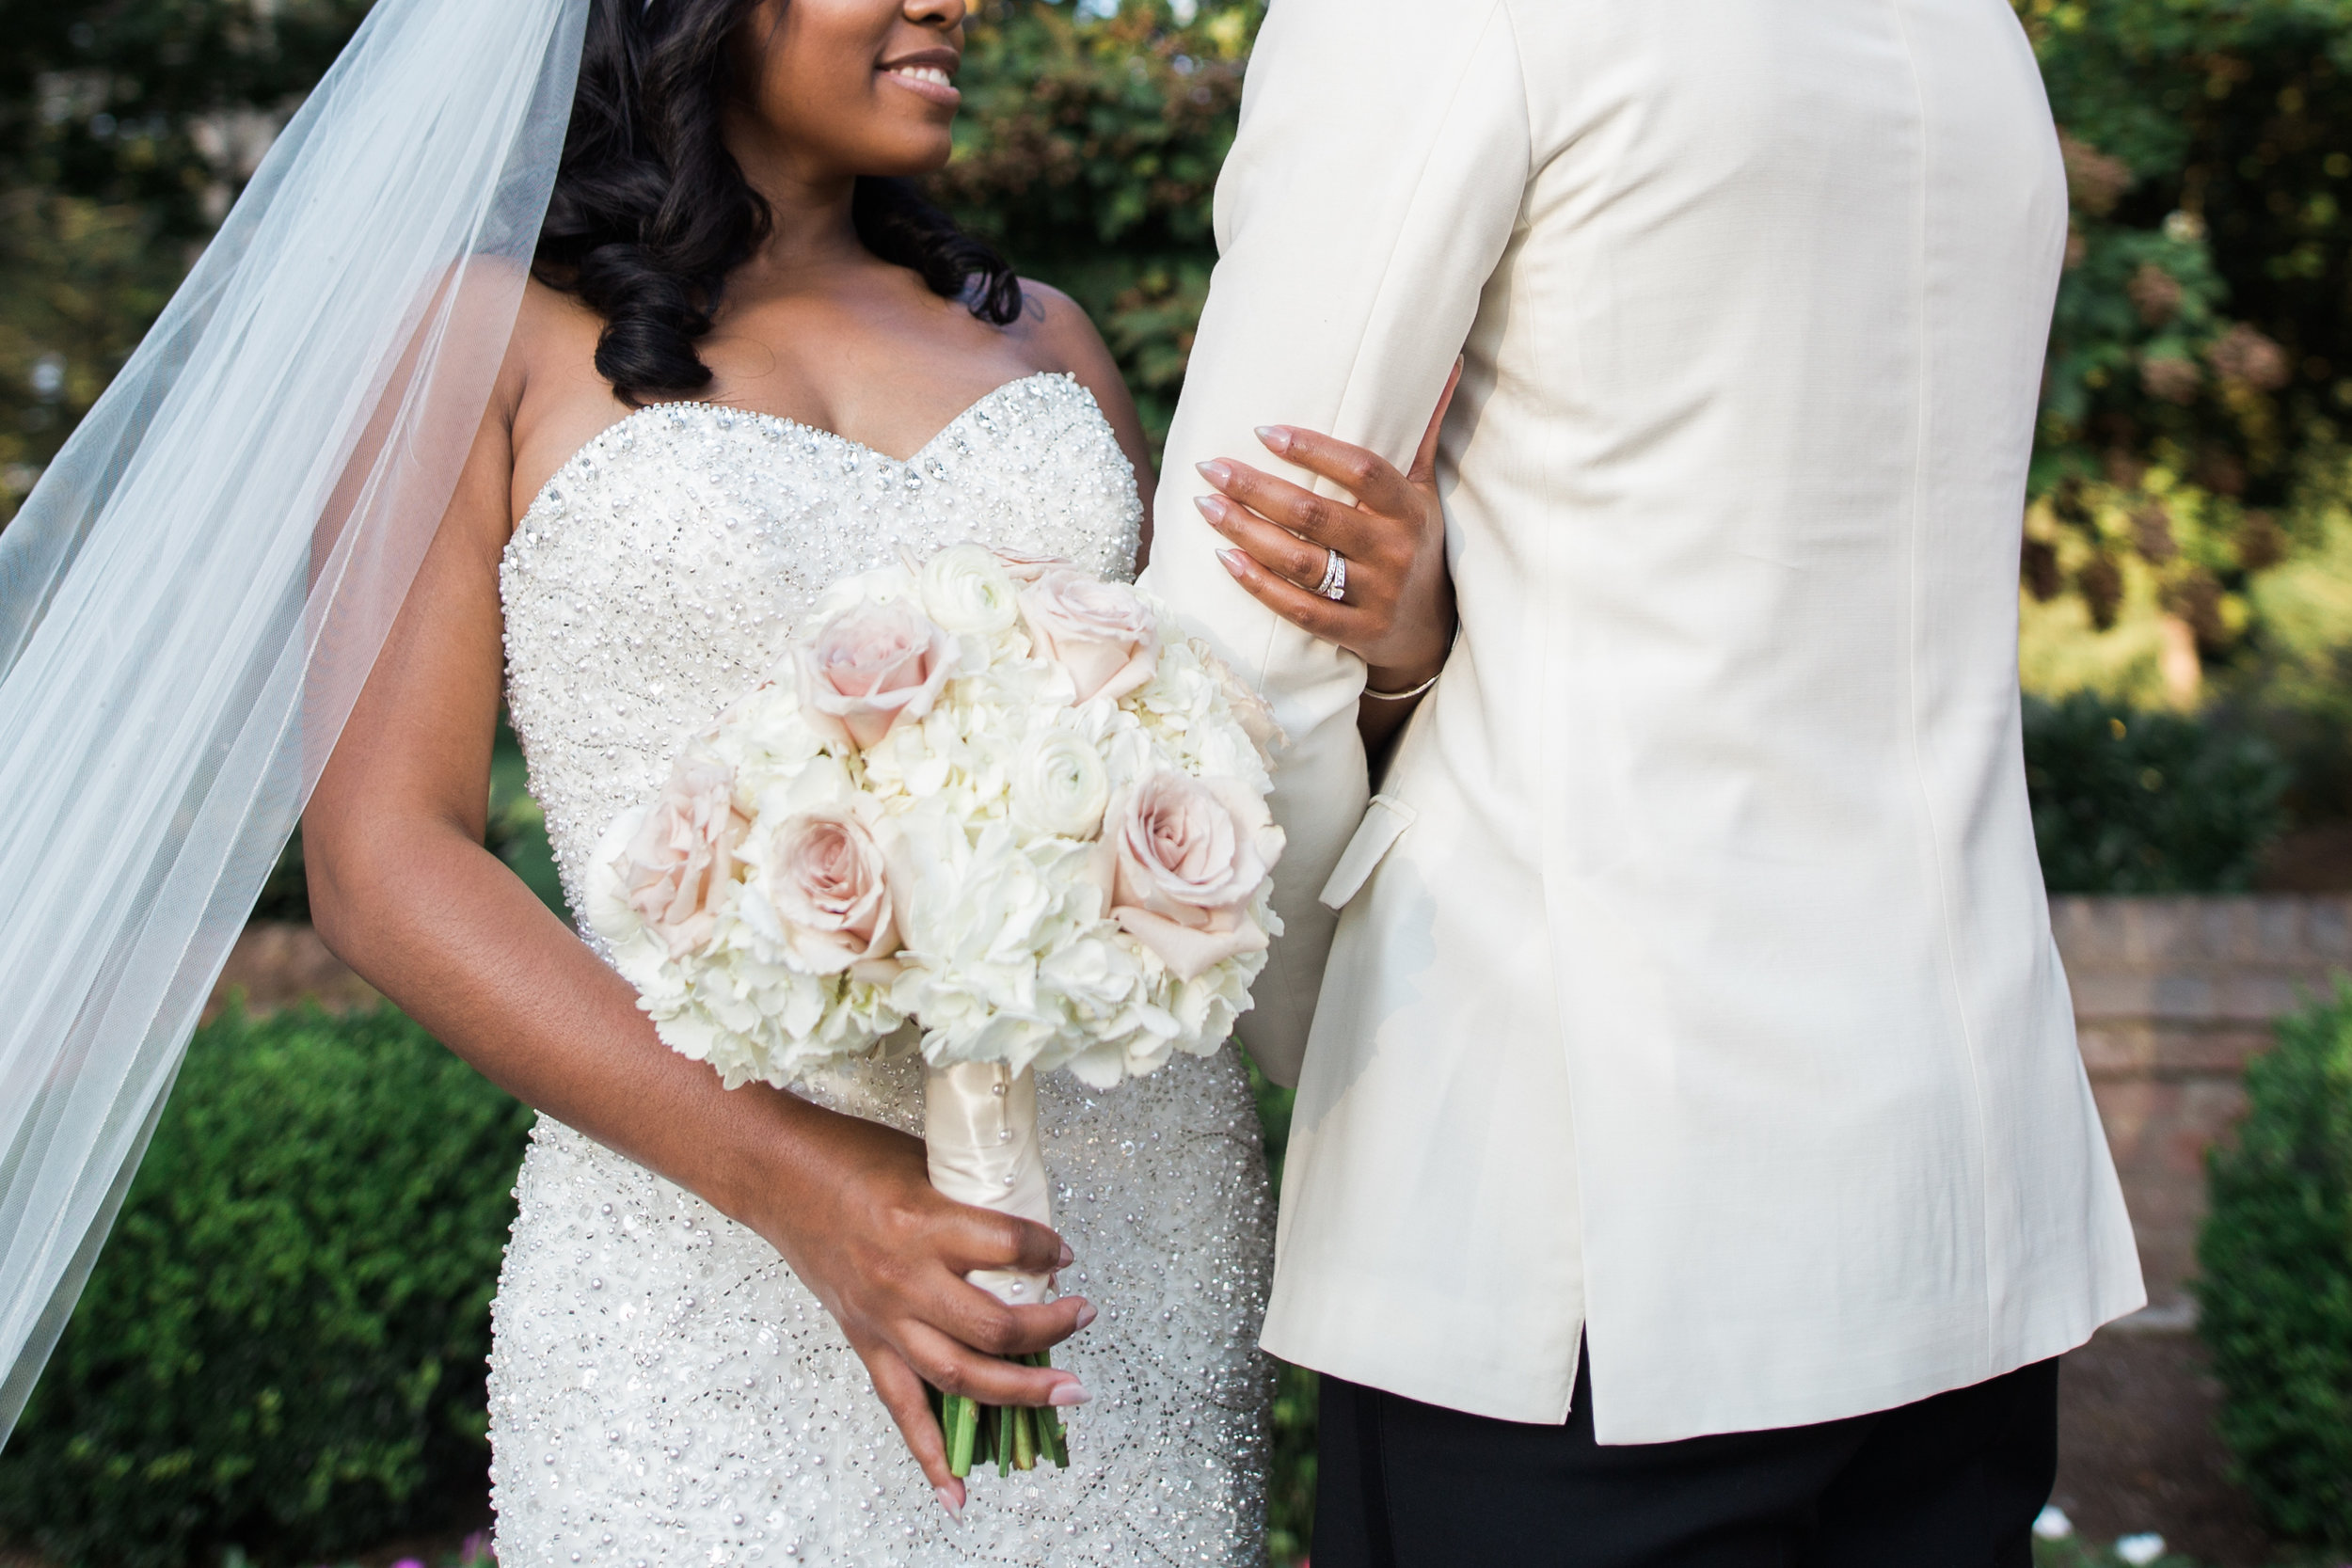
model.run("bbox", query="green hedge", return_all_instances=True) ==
[2197,984,2352,1547]
[0,1004,532,1568]
[2024,691,2291,893]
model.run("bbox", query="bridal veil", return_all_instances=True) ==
[0,0,591,1438]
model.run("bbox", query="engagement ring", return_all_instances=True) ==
[1317,547,1348,601]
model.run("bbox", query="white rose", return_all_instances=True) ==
[917,543,1022,636]
[1010,729,1110,840]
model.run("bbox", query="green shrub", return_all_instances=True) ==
[2197,984,2352,1547]
[0,1004,532,1568]
[2024,691,2290,892]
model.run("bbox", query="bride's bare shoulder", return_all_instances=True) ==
[1005,279,1107,372]
[1007,278,1153,493]
[506,278,611,404]
[503,279,635,518]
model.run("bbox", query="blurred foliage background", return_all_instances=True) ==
[2018,0,2352,830]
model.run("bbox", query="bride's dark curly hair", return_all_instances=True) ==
[533,0,1024,405]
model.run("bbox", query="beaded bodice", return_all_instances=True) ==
[500,372,1144,927]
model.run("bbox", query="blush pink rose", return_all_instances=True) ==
[1103,772,1284,980]
[616,756,748,958]
[1206,648,1284,761]
[1019,570,1160,704]
[992,547,1074,584]
[765,809,899,976]
[792,599,955,750]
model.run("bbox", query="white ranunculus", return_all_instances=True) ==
[1010,728,1110,840]
[917,542,1022,636]
[804,562,917,625]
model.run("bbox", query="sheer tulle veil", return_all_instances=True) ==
[0,0,591,1438]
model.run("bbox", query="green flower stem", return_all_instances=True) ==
[933,1349,1072,1481]
[946,1392,979,1478]
[1013,1403,1040,1471]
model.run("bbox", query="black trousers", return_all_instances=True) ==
[1312,1354,2058,1568]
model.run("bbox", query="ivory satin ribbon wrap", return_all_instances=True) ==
[923,1060,1054,1306]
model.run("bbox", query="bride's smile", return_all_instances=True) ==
[877,53,961,108]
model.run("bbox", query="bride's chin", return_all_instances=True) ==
[846,136,956,181]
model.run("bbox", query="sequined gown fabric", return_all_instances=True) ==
[489,373,1277,1567]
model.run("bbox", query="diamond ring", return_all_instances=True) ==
[1316,547,1347,601]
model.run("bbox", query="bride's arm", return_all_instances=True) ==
[302,374,1089,1514]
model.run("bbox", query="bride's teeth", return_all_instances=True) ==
[890,66,951,87]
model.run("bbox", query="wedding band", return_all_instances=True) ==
[1317,547,1347,601]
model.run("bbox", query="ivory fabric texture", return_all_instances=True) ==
[1139,0,2144,1443]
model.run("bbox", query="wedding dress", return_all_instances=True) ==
[488,372,1276,1567]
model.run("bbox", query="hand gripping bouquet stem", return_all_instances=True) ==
[587,543,1284,1480]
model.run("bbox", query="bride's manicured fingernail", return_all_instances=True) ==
[935,1484,963,1522]
[1049,1382,1093,1407]
[1057,1242,1074,1268]
[1193,493,1227,525]
[1074,1301,1098,1330]
[1195,459,1232,486]
[1217,549,1248,578]
[1255,425,1291,453]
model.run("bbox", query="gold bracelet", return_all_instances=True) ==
[1363,670,1441,702]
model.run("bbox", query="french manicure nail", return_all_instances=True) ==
[1195,459,1231,485]
[1255,425,1291,453]
[1049,1382,1094,1407]
[935,1484,963,1523]
[1074,1301,1099,1330]
[1217,549,1248,577]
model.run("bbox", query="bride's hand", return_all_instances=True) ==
[1194,361,1463,692]
[740,1101,1093,1516]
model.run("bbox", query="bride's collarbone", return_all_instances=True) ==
[693,305,1061,450]
[502,278,1065,519]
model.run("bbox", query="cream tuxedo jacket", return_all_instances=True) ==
[1139,0,2145,1442]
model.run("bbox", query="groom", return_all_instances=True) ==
[1140,0,2145,1561]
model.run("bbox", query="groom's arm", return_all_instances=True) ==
[1139,0,1531,1086]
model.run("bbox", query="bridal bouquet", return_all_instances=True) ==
[585,542,1283,1479]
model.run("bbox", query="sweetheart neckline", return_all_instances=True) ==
[516,369,1075,527]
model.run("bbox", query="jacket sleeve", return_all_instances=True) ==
[1137,0,1531,1086]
